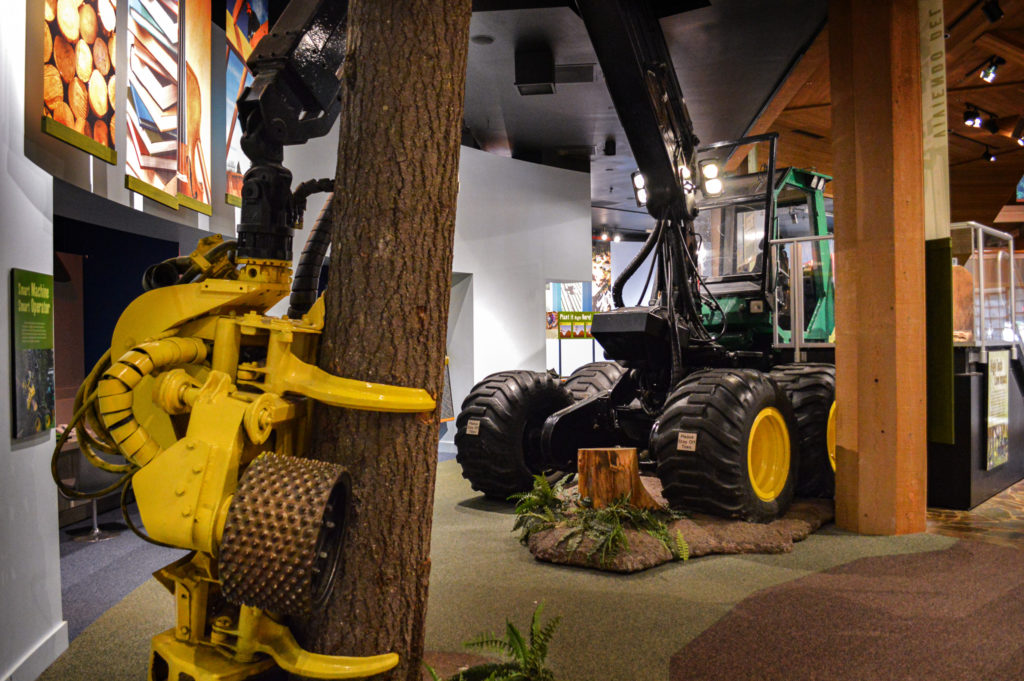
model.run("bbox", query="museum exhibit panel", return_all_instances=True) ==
[4,0,1024,680]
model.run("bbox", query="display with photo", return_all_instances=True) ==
[42,0,118,163]
[10,270,55,440]
[125,0,180,205]
[224,0,269,205]
[176,0,211,212]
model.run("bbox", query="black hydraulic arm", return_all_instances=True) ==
[578,0,721,381]
[575,0,700,221]
[235,0,349,263]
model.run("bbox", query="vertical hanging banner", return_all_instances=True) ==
[986,350,1010,470]
[125,0,180,208]
[176,0,211,214]
[920,0,955,444]
[42,0,118,163]
[224,0,269,206]
[10,269,55,440]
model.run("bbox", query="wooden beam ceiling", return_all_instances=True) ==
[730,0,1024,228]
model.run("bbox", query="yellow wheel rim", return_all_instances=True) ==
[826,401,837,472]
[747,407,791,502]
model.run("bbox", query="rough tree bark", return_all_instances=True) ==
[299,2,472,679]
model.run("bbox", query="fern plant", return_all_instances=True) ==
[509,474,575,542]
[460,603,561,681]
[425,604,562,681]
[511,477,690,566]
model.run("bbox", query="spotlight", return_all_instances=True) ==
[1013,117,1024,146]
[979,56,1005,83]
[964,105,983,128]
[630,171,648,207]
[600,232,610,241]
[613,233,622,242]
[704,178,724,196]
[984,147,997,162]
[982,0,1003,23]
[698,160,723,197]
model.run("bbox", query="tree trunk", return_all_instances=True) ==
[577,448,662,510]
[300,2,472,679]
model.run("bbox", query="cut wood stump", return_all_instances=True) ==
[577,447,662,510]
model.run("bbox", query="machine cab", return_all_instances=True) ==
[692,140,835,358]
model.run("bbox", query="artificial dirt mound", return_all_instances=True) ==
[526,477,834,573]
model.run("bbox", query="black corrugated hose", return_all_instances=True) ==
[287,180,336,319]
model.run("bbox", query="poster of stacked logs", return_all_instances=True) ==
[224,0,268,206]
[176,0,211,213]
[43,0,118,163]
[125,0,180,207]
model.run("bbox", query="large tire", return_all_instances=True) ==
[769,363,836,498]
[563,361,626,401]
[455,370,572,499]
[651,368,799,522]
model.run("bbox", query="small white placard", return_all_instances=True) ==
[677,432,697,451]
[465,419,480,436]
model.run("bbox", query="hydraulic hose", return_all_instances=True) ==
[288,190,335,318]
[182,240,238,283]
[96,337,208,467]
[612,219,663,308]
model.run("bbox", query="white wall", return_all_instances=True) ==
[452,147,591,408]
[444,272,474,434]
[611,239,656,308]
[272,143,591,419]
[0,2,68,678]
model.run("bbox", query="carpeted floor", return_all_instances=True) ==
[670,539,1024,680]
[41,460,960,681]
[59,506,186,640]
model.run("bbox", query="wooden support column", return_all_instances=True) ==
[828,0,927,534]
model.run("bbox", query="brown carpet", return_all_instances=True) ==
[670,540,1024,680]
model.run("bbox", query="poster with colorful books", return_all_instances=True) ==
[42,0,118,163]
[10,269,55,440]
[125,0,180,208]
[224,0,269,206]
[176,0,211,214]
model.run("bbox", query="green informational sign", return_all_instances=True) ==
[558,311,594,339]
[10,269,55,439]
[986,350,1009,470]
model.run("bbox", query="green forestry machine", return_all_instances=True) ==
[455,0,837,522]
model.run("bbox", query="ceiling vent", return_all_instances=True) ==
[515,47,556,95]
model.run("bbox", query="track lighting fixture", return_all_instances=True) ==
[600,232,610,241]
[964,105,984,128]
[1013,117,1024,146]
[613,233,622,242]
[963,102,999,129]
[979,56,1005,83]
[982,0,1003,23]
[948,128,1010,163]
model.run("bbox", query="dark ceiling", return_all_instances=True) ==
[462,1,828,236]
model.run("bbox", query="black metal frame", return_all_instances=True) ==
[695,132,779,301]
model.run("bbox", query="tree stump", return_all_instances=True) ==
[577,448,662,510]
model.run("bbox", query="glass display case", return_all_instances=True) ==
[951,221,1017,346]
